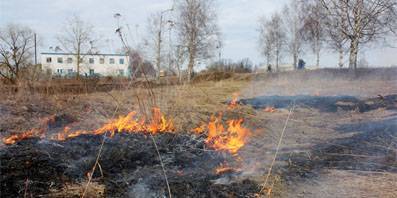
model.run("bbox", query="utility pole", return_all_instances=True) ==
[34,33,37,65]
[156,8,173,81]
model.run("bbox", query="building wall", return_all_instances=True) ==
[40,53,130,77]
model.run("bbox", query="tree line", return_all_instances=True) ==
[1,0,396,84]
[259,0,397,72]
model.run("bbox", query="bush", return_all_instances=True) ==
[206,58,253,73]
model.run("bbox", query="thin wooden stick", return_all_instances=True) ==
[260,103,295,194]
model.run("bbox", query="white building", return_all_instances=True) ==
[40,53,130,77]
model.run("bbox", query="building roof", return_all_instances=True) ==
[41,52,127,56]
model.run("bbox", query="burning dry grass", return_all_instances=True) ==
[1,68,396,197]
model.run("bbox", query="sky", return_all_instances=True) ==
[1,0,397,68]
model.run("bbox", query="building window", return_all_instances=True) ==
[109,58,115,64]
[67,69,73,74]
[46,57,52,63]
[89,69,95,76]
[89,58,95,64]
[118,69,124,76]
[100,58,105,64]
[67,58,73,64]
[57,69,64,74]
[119,58,124,64]
[57,57,63,63]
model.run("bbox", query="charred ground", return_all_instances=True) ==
[1,68,397,197]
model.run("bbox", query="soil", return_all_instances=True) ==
[1,69,396,197]
[0,133,260,197]
[237,70,397,197]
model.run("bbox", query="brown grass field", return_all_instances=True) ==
[1,68,396,197]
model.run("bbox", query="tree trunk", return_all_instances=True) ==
[293,53,298,70]
[187,52,195,83]
[315,41,320,68]
[275,50,279,72]
[76,54,80,79]
[348,38,359,70]
[156,30,162,81]
[176,63,182,84]
[338,46,344,68]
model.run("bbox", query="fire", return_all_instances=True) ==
[228,92,240,109]
[263,106,277,113]
[94,108,174,137]
[215,162,236,175]
[3,108,175,144]
[2,129,45,145]
[205,114,250,155]
[191,123,206,134]
[56,127,90,141]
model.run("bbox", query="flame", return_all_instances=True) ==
[205,114,250,155]
[228,92,240,110]
[56,127,90,141]
[263,107,277,113]
[3,108,175,144]
[215,163,234,174]
[191,123,206,134]
[2,129,45,145]
[94,108,174,137]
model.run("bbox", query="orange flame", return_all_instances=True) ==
[191,123,206,134]
[3,108,175,144]
[2,129,45,145]
[263,106,277,113]
[215,162,237,175]
[205,114,250,155]
[228,92,240,110]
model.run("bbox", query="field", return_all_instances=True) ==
[0,68,396,197]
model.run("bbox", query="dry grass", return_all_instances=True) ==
[49,181,105,198]
[1,68,396,197]
[0,77,251,135]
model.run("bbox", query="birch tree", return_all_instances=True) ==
[259,12,286,71]
[283,1,306,69]
[175,0,220,82]
[258,18,274,67]
[302,1,326,68]
[320,0,397,70]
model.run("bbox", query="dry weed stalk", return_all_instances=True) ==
[260,103,295,195]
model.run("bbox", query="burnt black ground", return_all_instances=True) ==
[0,133,260,198]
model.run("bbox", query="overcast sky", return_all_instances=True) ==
[1,0,397,67]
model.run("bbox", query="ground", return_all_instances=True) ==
[0,68,396,197]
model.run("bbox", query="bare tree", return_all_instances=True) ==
[173,44,186,83]
[258,18,274,68]
[175,0,220,82]
[259,12,286,71]
[325,13,348,68]
[57,16,97,78]
[321,0,397,70]
[302,1,326,68]
[283,1,306,69]
[146,10,174,80]
[0,24,35,84]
